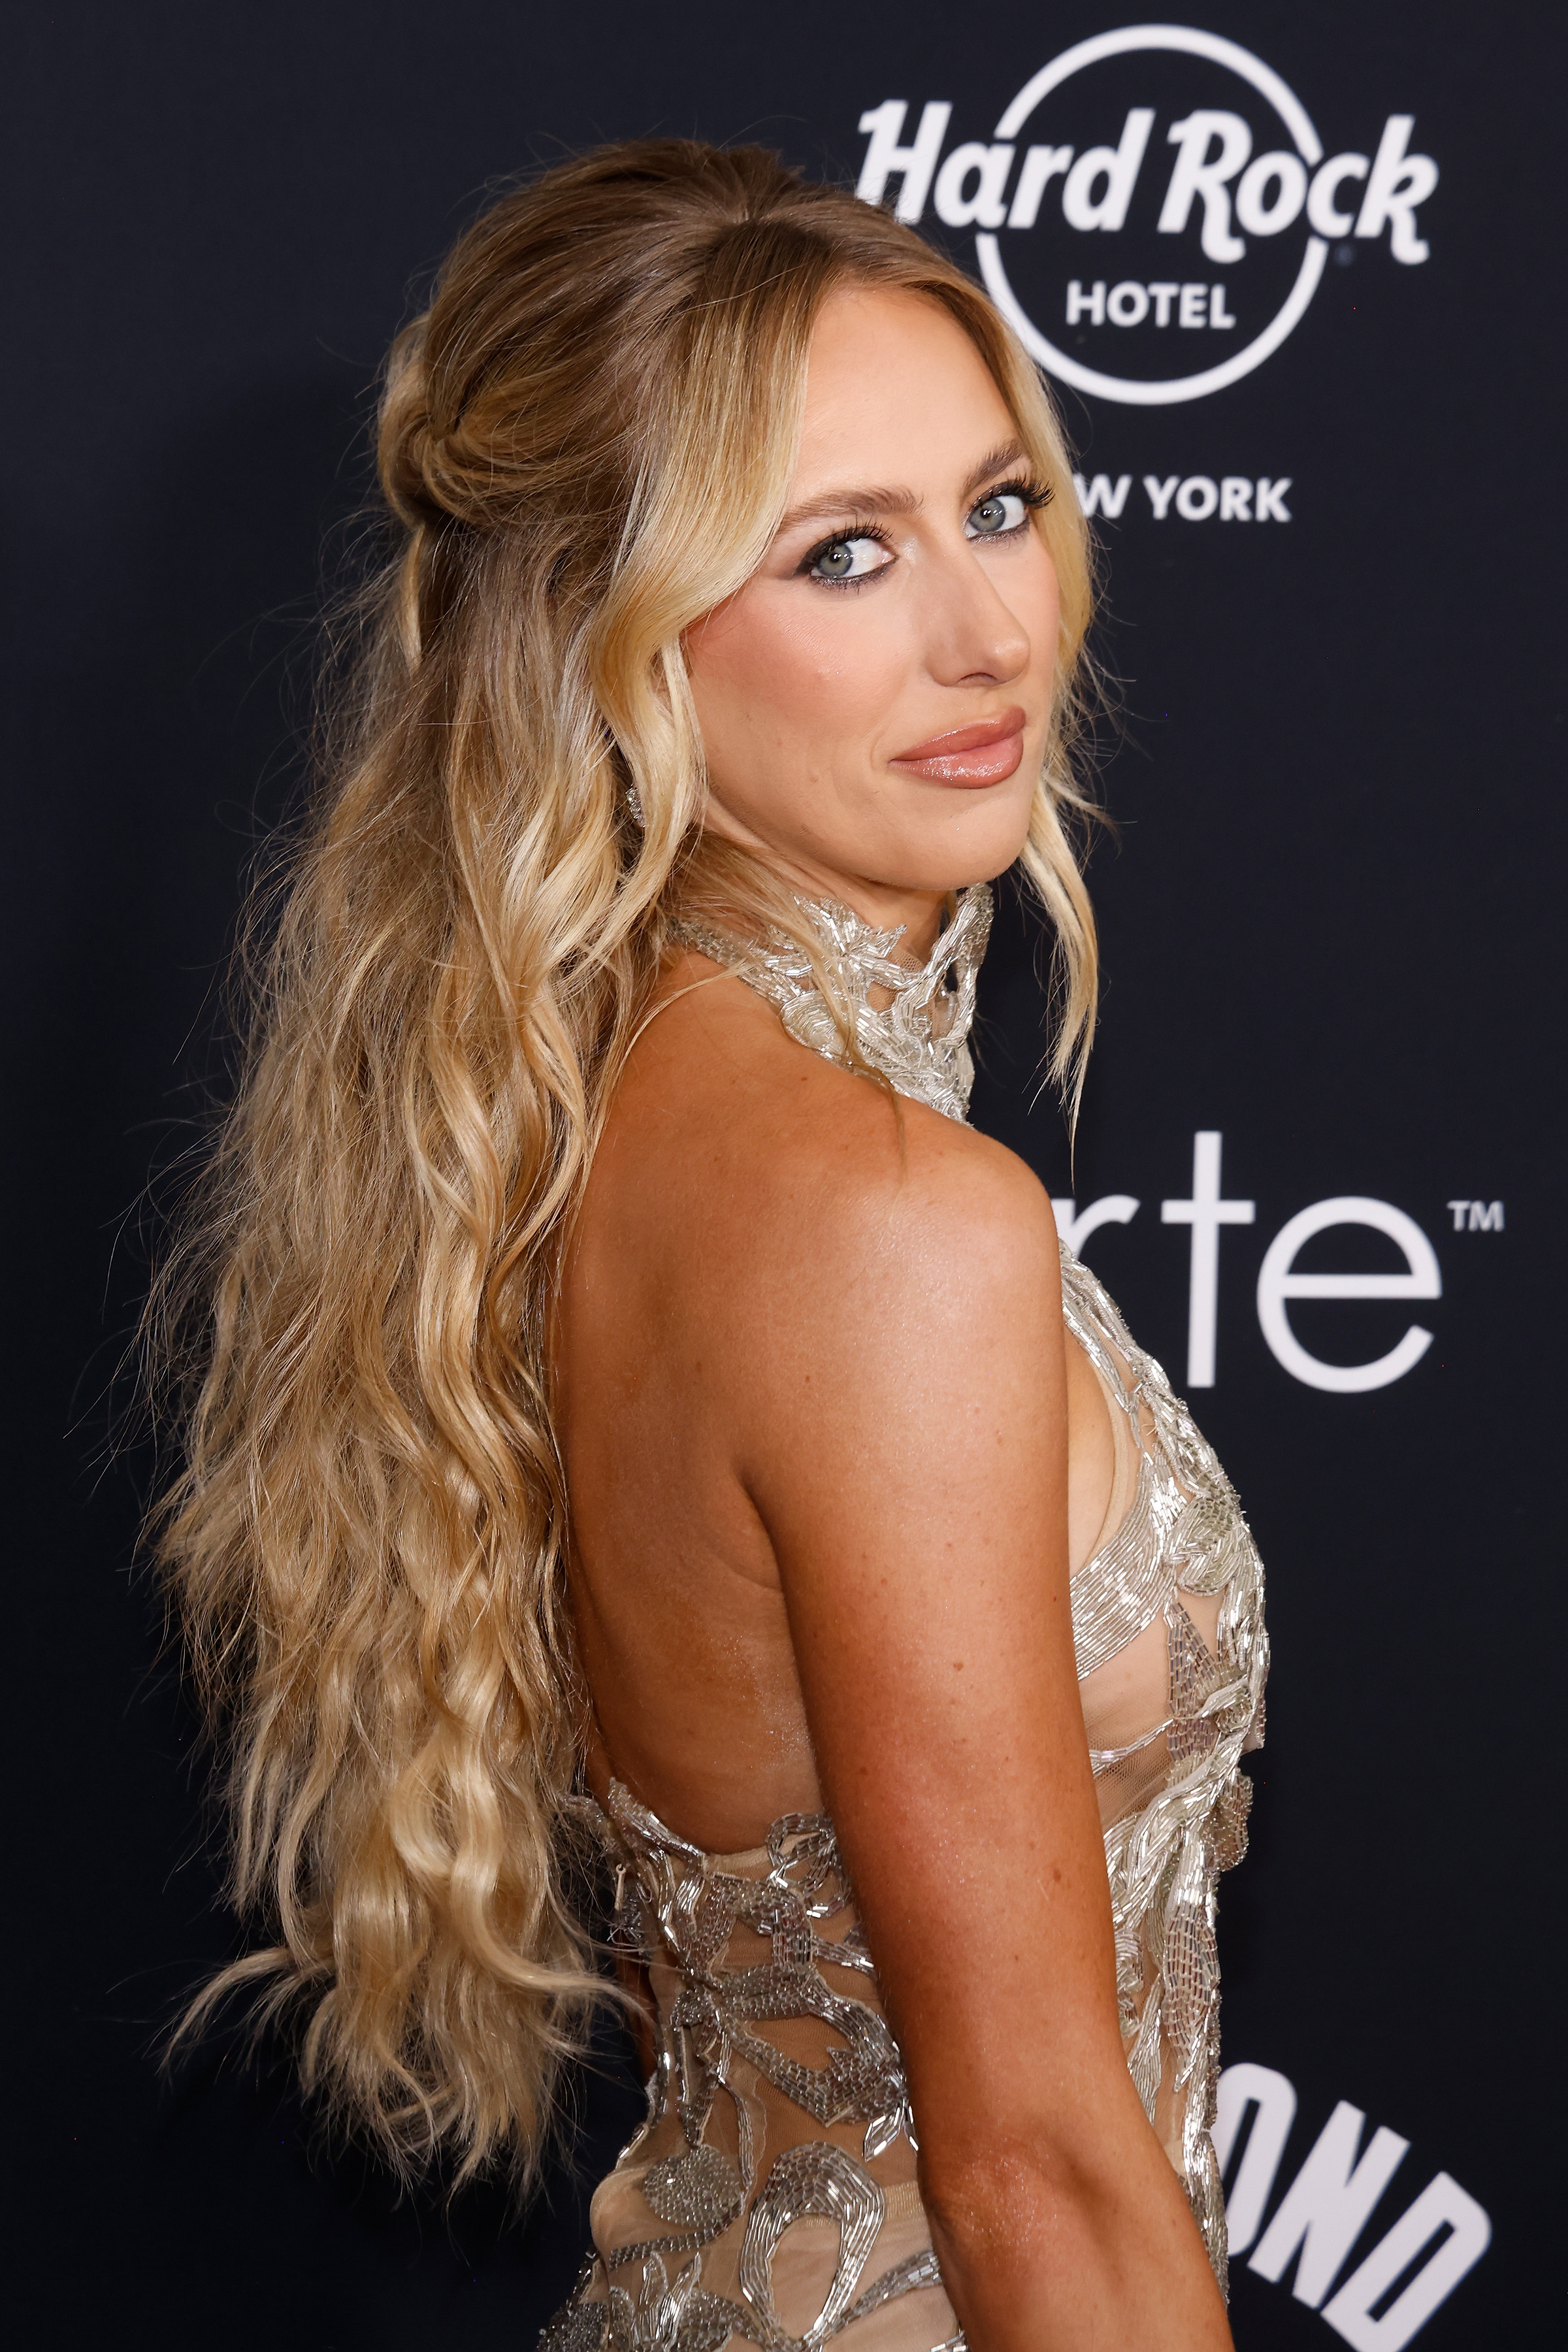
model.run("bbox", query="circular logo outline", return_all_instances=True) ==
[975,24,1328,408]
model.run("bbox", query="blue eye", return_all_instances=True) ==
[809,534,889,583]
[966,491,1030,538]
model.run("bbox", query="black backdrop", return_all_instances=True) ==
[5,5,1561,2346]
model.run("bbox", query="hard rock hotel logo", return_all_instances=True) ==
[855,25,1439,406]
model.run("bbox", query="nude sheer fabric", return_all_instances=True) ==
[541,898,1267,2352]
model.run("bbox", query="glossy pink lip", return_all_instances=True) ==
[889,706,1028,787]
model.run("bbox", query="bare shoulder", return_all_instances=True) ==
[794,1051,1060,1316]
[615,951,1063,1371]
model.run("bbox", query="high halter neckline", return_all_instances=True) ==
[674,884,992,1125]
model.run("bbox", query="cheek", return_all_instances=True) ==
[691,589,900,749]
[1025,550,1062,668]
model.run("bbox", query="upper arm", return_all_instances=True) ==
[740,1113,1128,2172]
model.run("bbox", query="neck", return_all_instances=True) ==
[671,879,992,1127]
[727,845,952,957]
[827,878,949,961]
[696,806,955,962]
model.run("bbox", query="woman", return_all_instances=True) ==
[155,142,1265,2352]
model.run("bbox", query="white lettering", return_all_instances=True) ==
[1249,2100,1409,2306]
[1469,1199,1504,1232]
[855,100,952,223]
[1235,151,1309,236]
[1064,279,1237,331]
[1256,476,1293,521]
[1355,116,1439,263]
[1144,473,1181,519]
[1256,1197,1441,1394]
[1308,153,1371,237]
[1008,144,1072,229]
[1445,1199,1470,1230]
[1062,108,1154,232]
[1051,1194,1139,1255]
[933,140,1015,229]
[1220,476,1252,520]
[1159,110,1252,264]
[1176,474,1219,520]
[1072,473,1134,519]
[1161,1133,1254,1387]
[1214,2063,1298,2257]
[1322,2172,1492,2350]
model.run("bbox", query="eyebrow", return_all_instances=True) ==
[776,438,1028,536]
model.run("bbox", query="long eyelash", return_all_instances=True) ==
[795,478,1053,589]
[796,518,891,578]
[989,476,1053,512]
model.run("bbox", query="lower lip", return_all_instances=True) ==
[890,732,1025,787]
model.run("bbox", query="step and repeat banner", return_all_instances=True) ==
[7,5,1555,2347]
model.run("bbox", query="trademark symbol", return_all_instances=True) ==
[1445,1200,1505,1232]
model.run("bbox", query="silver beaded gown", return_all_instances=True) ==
[542,887,1268,2352]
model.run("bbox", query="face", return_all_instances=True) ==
[685,284,1061,951]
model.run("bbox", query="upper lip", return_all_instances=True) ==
[892,706,1027,760]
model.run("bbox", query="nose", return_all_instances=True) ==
[920,533,1034,688]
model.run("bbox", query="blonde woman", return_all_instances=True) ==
[155,142,1266,2352]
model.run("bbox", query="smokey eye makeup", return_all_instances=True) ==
[796,476,1053,590]
[966,478,1054,538]
[799,521,893,587]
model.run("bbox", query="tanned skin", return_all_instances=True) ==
[554,287,1233,2352]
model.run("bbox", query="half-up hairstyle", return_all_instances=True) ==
[151,139,1098,2185]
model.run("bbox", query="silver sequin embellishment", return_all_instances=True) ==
[674,886,992,1126]
[542,891,1267,2347]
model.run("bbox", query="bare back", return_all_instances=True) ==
[554,951,1117,1851]
[549,941,1248,2352]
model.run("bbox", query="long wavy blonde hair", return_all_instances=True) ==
[152,139,1098,2185]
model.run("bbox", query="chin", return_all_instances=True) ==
[895,798,1034,894]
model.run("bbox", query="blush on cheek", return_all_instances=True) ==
[779,600,906,730]
[693,588,894,793]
